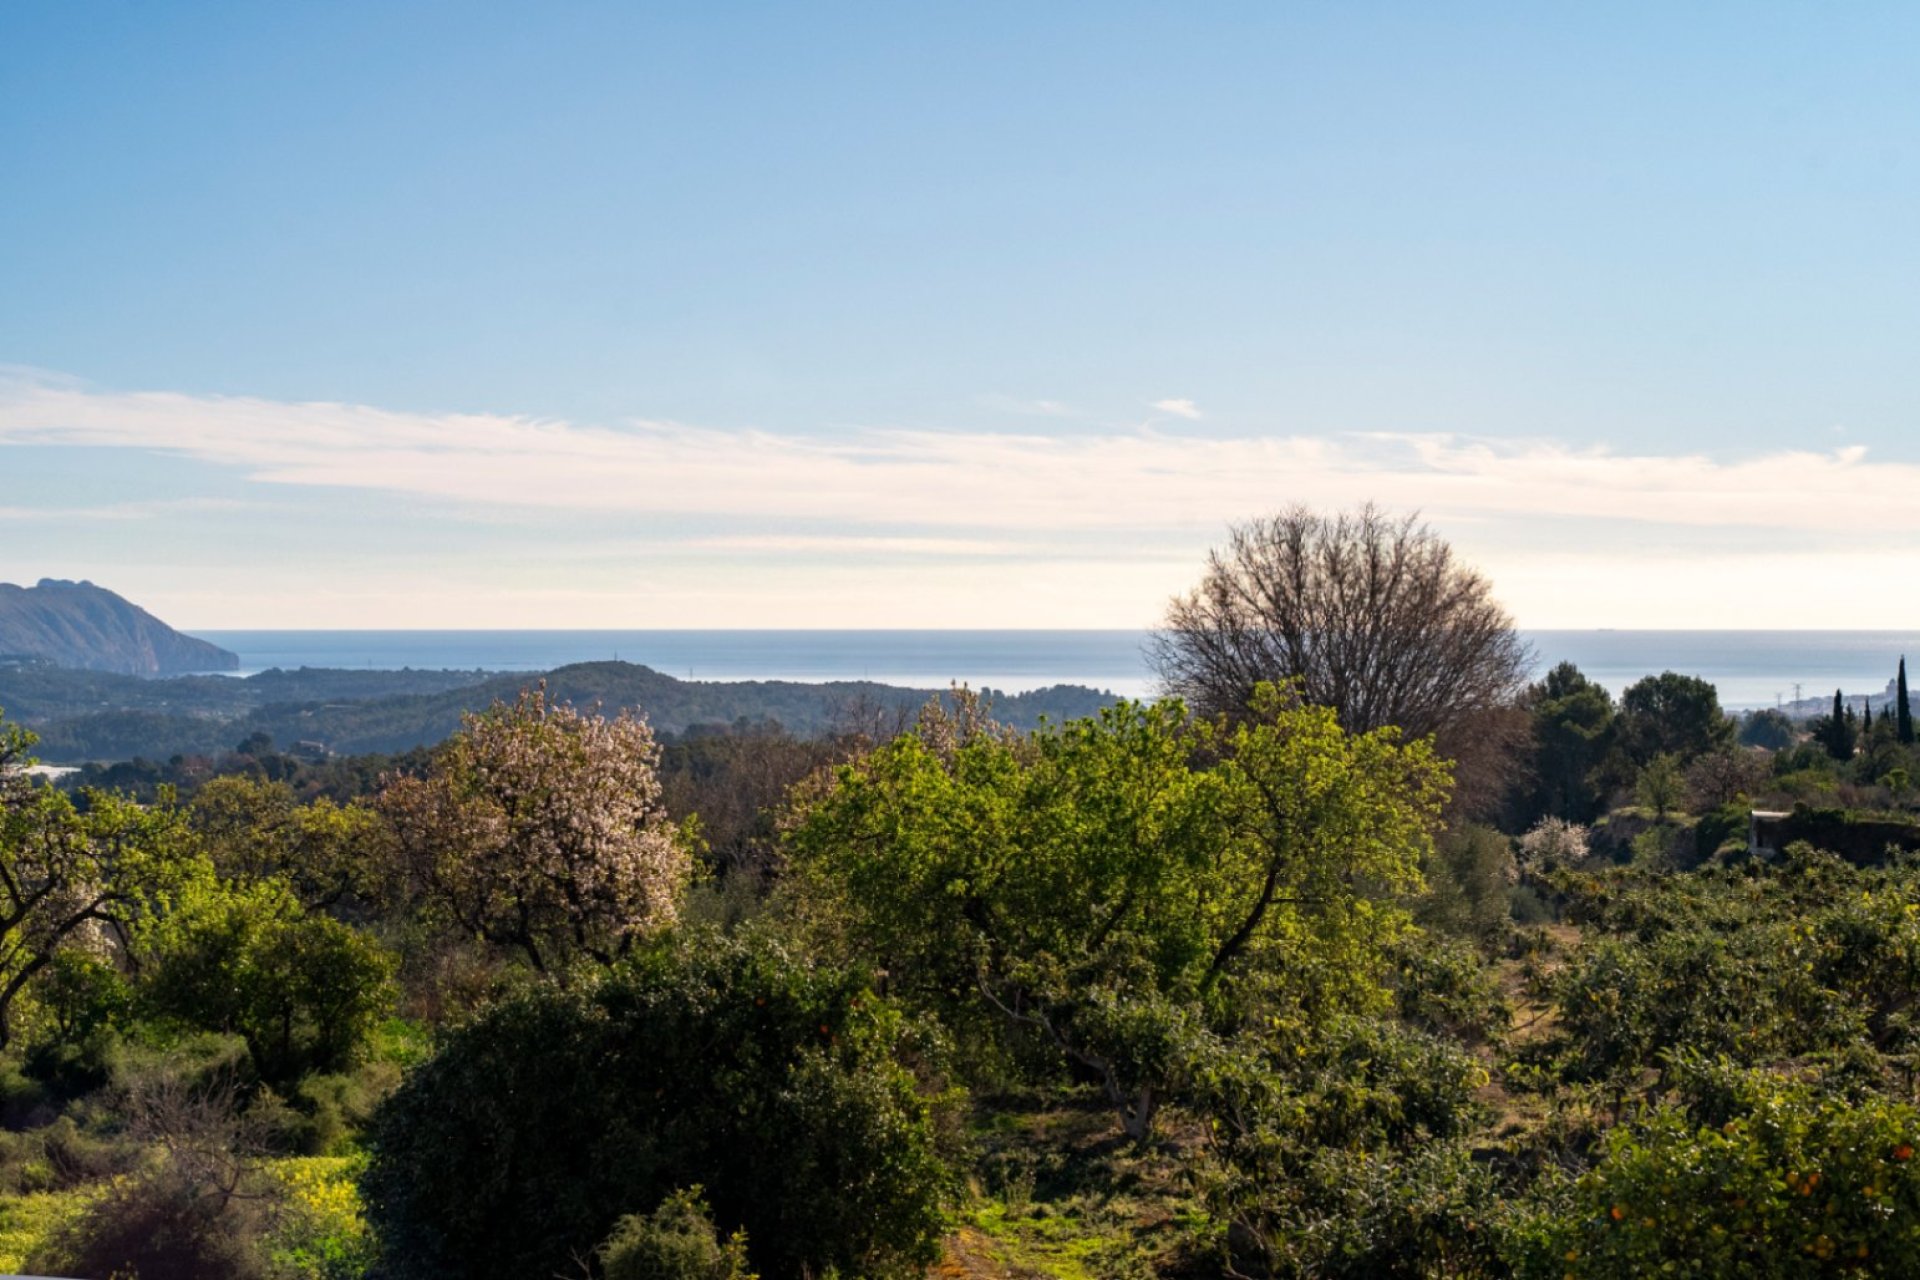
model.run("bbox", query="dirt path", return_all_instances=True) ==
[931,1228,1048,1280]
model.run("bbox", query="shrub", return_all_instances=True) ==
[34,1164,280,1280]
[599,1187,755,1280]
[29,1065,288,1280]
[1530,1066,1920,1278]
[1192,1016,1491,1275]
[362,930,951,1280]
[1249,1141,1509,1279]
[1387,931,1510,1044]
[137,878,396,1088]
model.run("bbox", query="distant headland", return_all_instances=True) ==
[0,579,239,676]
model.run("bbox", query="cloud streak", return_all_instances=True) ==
[2,374,1916,541]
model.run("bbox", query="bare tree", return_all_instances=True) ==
[1150,505,1531,814]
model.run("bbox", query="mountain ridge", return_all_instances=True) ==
[0,579,239,676]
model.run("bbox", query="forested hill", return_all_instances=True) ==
[1,660,1121,762]
[0,579,238,675]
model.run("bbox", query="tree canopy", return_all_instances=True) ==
[375,687,691,974]
[1150,505,1529,813]
[785,685,1450,1139]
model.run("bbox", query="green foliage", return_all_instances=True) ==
[599,1187,757,1280]
[188,776,382,910]
[137,878,396,1088]
[0,754,201,1047]
[1189,1016,1491,1275]
[1417,824,1517,942]
[267,1155,378,1280]
[1531,1065,1920,1278]
[785,687,1448,1139]
[1531,850,1920,1096]
[1632,752,1685,821]
[1740,707,1798,751]
[361,930,951,1280]
[1516,661,1614,824]
[1613,671,1735,773]
[1387,931,1511,1044]
[1254,1141,1509,1280]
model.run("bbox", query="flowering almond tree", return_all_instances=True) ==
[377,687,690,974]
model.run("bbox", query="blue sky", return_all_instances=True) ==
[4,2,1919,627]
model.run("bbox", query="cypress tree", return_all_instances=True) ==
[1865,702,1874,734]
[1829,689,1850,759]
[1900,657,1914,745]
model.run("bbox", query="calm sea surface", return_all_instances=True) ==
[193,629,1920,711]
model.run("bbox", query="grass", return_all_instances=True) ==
[940,1087,1213,1280]
[0,1185,93,1273]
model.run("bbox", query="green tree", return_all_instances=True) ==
[1738,708,1796,751]
[1815,689,1858,761]
[1634,753,1685,823]
[785,686,1449,1140]
[1517,662,1614,823]
[0,712,197,1046]
[137,878,395,1087]
[1899,657,1914,746]
[188,776,380,911]
[1612,672,1735,773]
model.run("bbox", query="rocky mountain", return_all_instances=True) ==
[0,579,238,676]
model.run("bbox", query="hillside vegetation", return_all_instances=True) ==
[5,521,1920,1278]
[1,660,1119,762]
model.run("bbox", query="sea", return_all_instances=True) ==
[192,630,1920,713]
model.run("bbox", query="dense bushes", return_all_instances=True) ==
[1189,1015,1492,1275]
[1532,849,1920,1093]
[598,1188,756,1280]
[361,931,951,1280]
[137,879,396,1089]
[1530,1064,1920,1278]
[785,689,1449,1140]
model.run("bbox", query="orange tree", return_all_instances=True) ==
[1516,1059,1920,1278]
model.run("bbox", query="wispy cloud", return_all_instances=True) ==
[15,372,1920,629]
[4,374,1919,541]
[981,394,1075,417]
[0,497,255,521]
[683,534,1015,556]
[1151,398,1203,420]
